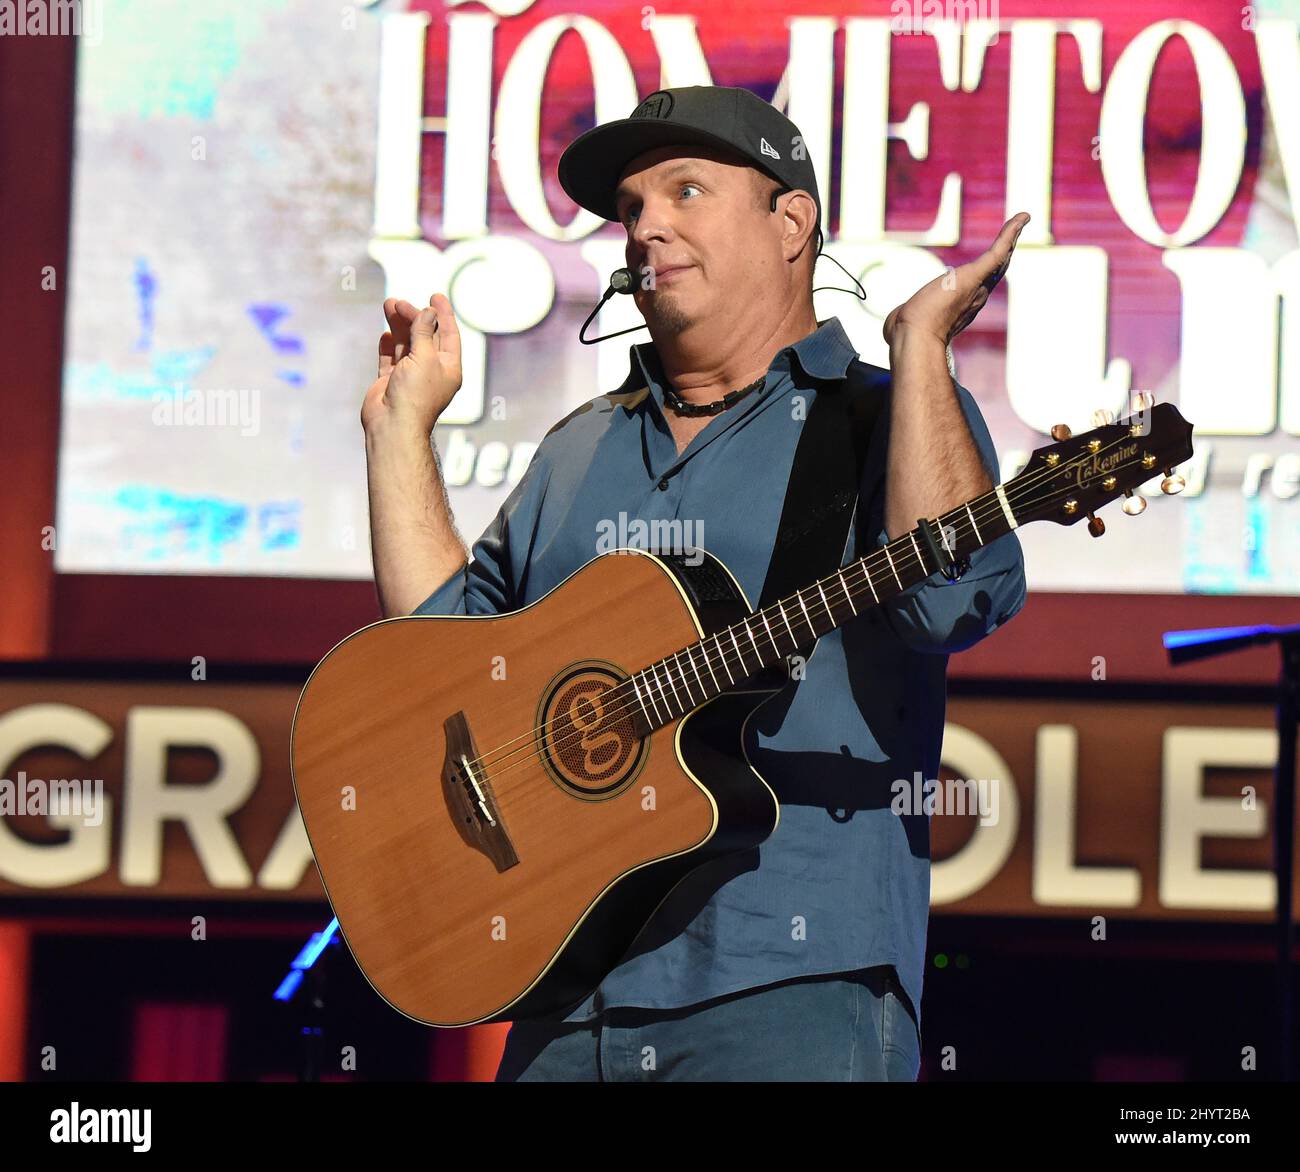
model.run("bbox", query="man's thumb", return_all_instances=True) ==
[409,307,441,360]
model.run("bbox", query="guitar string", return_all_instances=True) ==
[468,431,1159,794]
[459,431,1165,789]
[464,433,1163,795]
[467,430,1160,789]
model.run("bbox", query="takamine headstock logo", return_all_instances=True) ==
[1073,440,1140,489]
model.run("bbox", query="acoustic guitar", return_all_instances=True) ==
[291,402,1193,1026]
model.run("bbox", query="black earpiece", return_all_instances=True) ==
[770,182,824,258]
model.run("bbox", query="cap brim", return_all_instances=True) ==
[558,119,770,223]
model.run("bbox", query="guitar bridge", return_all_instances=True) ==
[442,711,519,872]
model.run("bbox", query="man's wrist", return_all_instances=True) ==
[889,324,960,397]
[364,414,438,456]
[888,320,949,353]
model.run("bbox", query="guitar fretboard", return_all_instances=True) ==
[626,484,1019,732]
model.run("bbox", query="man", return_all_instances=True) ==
[363,85,1027,1081]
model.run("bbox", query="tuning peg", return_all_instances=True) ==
[1161,469,1186,495]
[1050,423,1072,441]
[1091,408,1116,427]
[1086,513,1105,537]
[1121,490,1147,515]
[1131,390,1155,411]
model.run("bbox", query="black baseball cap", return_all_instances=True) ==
[558,85,822,241]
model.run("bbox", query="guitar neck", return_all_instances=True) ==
[628,483,1018,731]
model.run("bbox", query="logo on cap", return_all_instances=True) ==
[632,92,674,120]
[759,137,780,160]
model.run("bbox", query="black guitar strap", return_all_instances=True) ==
[751,363,886,686]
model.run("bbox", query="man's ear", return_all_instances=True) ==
[781,190,819,264]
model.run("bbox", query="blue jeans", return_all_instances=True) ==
[495,965,921,1081]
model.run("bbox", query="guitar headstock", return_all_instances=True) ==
[1007,399,1195,532]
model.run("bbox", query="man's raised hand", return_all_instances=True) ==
[361,292,463,436]
[882,212,1031,349]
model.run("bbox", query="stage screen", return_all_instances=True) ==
[54,0,1300,594]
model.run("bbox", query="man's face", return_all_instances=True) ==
[613,143,780,339]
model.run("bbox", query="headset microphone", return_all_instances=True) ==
[578,268,649,345]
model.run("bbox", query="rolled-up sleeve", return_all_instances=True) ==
[869,382,1027,655]
[411,445,550,617]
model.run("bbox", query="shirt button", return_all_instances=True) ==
[658,477,670,491]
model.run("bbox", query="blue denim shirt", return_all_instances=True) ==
[413,317,1026,1034]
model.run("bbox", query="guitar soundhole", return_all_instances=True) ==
[536,661,649,800]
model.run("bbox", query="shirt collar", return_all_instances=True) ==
[611,316,859,403]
